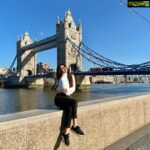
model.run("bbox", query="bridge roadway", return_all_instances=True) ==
[1,69,150,83]
[25,72,56,82]
[24,69,150,81]
[74,70,150,76]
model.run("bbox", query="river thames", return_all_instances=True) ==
[0,83,150,115]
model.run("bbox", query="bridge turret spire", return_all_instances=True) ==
[64,9,71,18]
[77,18,82,32]
[64,9,76,31]
[66,9,71,15]
[17,36,20,41]
[64,9,72,21]
[22,32,32,45]
[24,32,29,36]
[78,18,81,24]
[56,16,60,25]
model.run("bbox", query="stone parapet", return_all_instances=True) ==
[0,94,150,149]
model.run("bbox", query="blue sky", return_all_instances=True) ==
[0,0,150,69]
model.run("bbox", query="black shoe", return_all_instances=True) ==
[71,126,84,136]
[62,133,70,146]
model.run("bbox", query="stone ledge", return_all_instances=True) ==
[0,93,149,123]
[0,94,150,149]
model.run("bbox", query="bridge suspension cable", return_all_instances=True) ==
[81,42,150,69]
[0,55,17,80]
[67,37,128,69]
[81,41,128,68]
[66,38,112,68]
[119,0,150,26]
[66,37,150,71]
[0,51,26,80]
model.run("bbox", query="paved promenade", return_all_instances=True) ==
[106,123,150,150]
[127,131,150,150]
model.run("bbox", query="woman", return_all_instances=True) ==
[54,64,84,146]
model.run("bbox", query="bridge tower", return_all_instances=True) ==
[17,32,36,78]
[56,10,82,71]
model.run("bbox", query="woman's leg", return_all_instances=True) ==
[55,95,78,130]
[55,94,84,137]
[63,106,72,130]
[68,98,78,127]
[64,97,84,136]
[68,97,78,119]
[73,118,78,127]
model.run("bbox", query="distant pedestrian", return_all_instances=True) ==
[54,64,84,146]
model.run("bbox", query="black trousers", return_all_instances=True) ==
[54,93,78,128]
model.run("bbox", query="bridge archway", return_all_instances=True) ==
[70,64,78,72]
[27,70,32,76]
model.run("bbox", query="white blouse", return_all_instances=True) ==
[57,73,76,95]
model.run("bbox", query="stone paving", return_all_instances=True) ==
[105,123,150,150]
[127,132,150,150]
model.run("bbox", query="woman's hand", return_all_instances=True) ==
[62,88,67,94]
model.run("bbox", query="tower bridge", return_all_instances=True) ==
[1,10,150,87]
[3,10,86,87]
[17,10,82,79]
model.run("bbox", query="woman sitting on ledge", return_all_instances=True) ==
[54,64,84,146]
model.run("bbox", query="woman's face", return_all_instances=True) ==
[60,65,68,73]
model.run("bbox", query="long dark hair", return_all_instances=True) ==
[56,64,73,87]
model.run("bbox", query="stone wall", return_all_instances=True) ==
[0,94,150,150]
[91,75,115,83]
[90,75,134,84]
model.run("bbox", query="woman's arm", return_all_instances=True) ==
[57,79,67,94]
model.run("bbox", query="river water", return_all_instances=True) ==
[0,83,150,115]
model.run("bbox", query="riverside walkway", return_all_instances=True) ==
[127,131,150,150]
[106,123,150,150]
